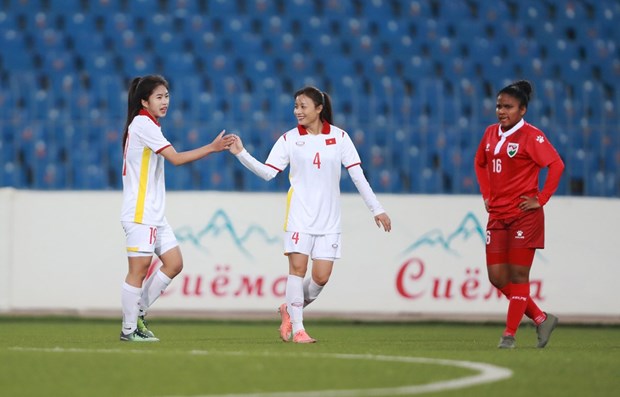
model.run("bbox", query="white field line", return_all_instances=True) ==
[9,347,512,396]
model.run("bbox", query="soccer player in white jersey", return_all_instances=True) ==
[120,75,235,341]
[229,86,391,343]
[474,80,564,349]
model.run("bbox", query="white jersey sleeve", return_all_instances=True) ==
[340,131,362,169]
[139,119,172,153]
[338,130,385,216]
[347,165,385,216]
[235,149,279,181]
[265,133,290,172]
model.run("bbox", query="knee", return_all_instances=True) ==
[289,263,308,278]
[162,261,183,278]
[510,274,529,284]
[172,262,183,277]
[487,275,505,290]
[128,265,149,280]
[313,275,330,286]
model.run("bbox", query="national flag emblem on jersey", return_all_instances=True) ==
[507,143,519,158]
[325,138,336,145]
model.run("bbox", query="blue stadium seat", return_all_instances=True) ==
[73,164,108,190]
[402,0,433,18]
[26,0,65,14]
[282,0,315,15]
[0,134,15,163]
[162,52,198,75]
[368,167,402,193]
[439,0,472,19]
[196,154,235,191]
[33,161,67,189]
[207,0,240,15]
[516,2,550,23]
[90,75,125,119]
[166,165,192,191]
[74,34,108,58]
[408,168,443,194]
[247,0,278,16]
[0,10,16,31]
[0,162,27,188]
[63,12,98,37]
[566,148,598,182]
[0,31,33,71]
[0,0,618,195]
[32,27,67,52]
[242,169,272,192]
[42,50,76,74]
[585,171,616,197]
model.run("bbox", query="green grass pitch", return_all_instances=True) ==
[0,317,618,397]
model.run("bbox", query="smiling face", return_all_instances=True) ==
[141,84,169,119]
[496,93,526,131]
[294,94,322,128]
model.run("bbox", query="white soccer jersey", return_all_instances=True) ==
[120,110,171,226]
[265,122,361,234]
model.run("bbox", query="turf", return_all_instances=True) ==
[0,317,618,397]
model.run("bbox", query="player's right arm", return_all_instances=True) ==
[474,131,491,209]
[160,130,235,166]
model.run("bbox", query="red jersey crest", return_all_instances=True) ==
[507,143,519,158]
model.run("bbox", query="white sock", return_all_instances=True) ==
[121,282,142,334]
[286,275,304,334]
[140,270,172,311]
[303,278,324,308]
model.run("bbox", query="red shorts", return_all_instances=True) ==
[485,208,544,266]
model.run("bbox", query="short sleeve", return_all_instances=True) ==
[265,134,290,171]
[135,117,171,153]
[340,131,361,168]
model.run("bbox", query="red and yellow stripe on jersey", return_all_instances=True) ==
[121,109,171,226]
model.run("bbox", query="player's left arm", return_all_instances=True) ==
[537,158,565,206]
[341,130,391,231]
[347,165,391,232]
[521,132,565,209]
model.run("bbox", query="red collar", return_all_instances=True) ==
[297,120,331,135]
[139,109,160,126]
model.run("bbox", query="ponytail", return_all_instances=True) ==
[122,75,169,148]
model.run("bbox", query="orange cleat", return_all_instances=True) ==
[278,303,292,342]
[293,329,316,344]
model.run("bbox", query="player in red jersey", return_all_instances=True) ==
[474,80,565,349]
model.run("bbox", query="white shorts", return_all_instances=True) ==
[122,221,179,257]
[283,232,341,260]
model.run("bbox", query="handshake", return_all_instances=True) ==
[211,131,244,155]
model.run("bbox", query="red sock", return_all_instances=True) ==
[526,299,546,325]
[500,283,546,325]
[504,283,529,336]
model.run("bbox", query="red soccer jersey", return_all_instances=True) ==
[474,120,562,219]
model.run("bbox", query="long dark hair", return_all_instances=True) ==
[497,80,532,109]
[122,74,169,148]
[294,86,333,124]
